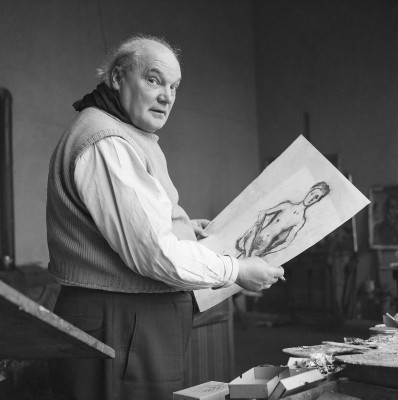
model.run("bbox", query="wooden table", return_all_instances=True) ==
[0,280,114,359]
[283,333,398,389]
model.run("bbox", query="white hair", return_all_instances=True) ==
[97,34,180,86]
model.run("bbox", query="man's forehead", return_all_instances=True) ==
[141,63,181,85]
[140,42,180,71]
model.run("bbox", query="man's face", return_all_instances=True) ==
[304,187,325,206]
[111,42,181,133]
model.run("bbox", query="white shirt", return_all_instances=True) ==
[74,136,239,291]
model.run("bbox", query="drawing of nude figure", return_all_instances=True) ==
[236,182,330,258]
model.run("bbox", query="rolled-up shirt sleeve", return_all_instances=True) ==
[74,136,239,290]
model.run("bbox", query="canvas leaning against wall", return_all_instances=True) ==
[194,135,370,312]
[369,185,398,250]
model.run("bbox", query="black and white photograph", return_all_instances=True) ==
[1,1,398,399]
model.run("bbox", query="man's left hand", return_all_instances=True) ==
[191,219,210,239]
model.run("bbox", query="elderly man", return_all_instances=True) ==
[47,34,284,400]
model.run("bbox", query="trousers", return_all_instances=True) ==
[49,286,193,400]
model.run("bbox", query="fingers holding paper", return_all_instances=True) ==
[191,219,210,239]
[235,257,285,292]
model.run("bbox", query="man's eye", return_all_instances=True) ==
[148,77,159,85]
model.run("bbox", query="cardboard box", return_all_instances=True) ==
[268,369,325,400]
[229,365,290,399]
[173,381,229,400]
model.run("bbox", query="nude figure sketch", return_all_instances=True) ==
[236,182,331,258]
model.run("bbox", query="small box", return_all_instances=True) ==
[229,365,289,399]
[268,369,325,400]
[173,381,229,400]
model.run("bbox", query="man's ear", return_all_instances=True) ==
[110,66,123,91]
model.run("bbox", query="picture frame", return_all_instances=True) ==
[369,185,398,249]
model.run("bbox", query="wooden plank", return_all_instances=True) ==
[334,334,398,368]
[282,380,398,399]
[283,344,364,358]
[284,333,398,390]
[341,363,398,390]
[336,345,398,389]
[336,352,398,368]
[337,380,398,399]
[0,280,115,359]
[321,341,375,351]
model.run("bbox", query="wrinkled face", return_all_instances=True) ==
[303,187,325,206]
[111,41,181,133]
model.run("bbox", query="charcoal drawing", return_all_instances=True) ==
[236,182,330,258]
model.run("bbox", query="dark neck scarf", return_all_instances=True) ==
[73,83,132,125]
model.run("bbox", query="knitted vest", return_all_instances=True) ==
[47,107,196,293]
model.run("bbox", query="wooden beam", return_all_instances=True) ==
[0,280,115,359]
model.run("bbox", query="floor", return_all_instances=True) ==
[233,314,379,376]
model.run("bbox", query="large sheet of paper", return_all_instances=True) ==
[194,135,370,312]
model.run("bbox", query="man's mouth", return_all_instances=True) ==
[150,109,166,117]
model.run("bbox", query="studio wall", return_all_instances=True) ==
[253,0,398,296]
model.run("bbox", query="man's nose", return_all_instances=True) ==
[158,86,174,104]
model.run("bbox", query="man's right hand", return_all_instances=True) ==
[235,257,284,292]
